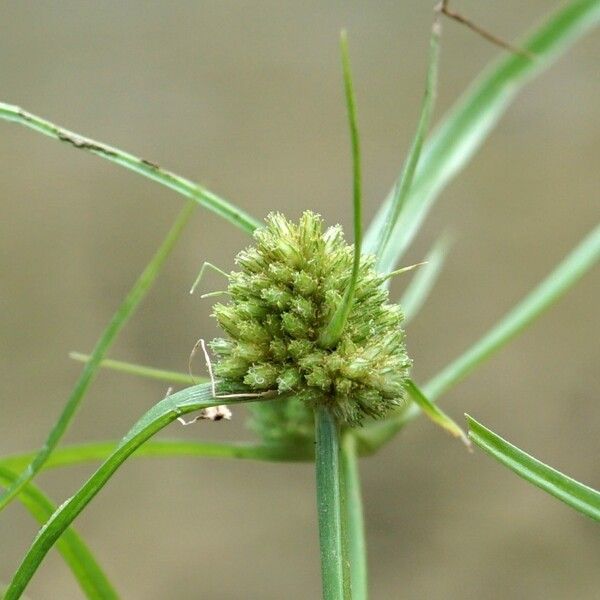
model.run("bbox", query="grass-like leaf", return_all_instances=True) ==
[400,233,452,323]
[3,383,262,599]
[0,438,312,474]
[0,103,260,234]
[466,415,600,521]
[0,202,195,513]
[0,467,118,600]
[357,222,600,452]
[319,31,363,350]
[364,0,600,272]
[374,14,441,268]
[424,223,600,400]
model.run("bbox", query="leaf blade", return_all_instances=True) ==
[3,383,256,599]
[425,223,600,400]
[357,222,600,451]
[0,467,118,600]
[466,415,600,521]
[364,0,600,271]
[319,31,363,349]
[0,103,260,233]
[0,202,195,513]
[69,352,203,386]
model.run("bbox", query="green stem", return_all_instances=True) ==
[0,439,312,473]
[0,102,260,234]
[69,352,204,386]
[341,432,367,600]
[315,407,351,600]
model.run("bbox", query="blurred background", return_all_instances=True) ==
[1,2,598,598]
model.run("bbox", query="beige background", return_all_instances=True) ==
[1,2,599,599]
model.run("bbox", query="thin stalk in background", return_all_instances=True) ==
[341,432,367,600]
[424,225,600,401]
[0,201,196,513]
[399,232,452,323]
[364,0,600,271]
[315,407,351,600]
[69,352,204,386]
[0,102,260,234]
[0,439,313,474]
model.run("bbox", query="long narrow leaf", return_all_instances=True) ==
[364,0,600,272]
[319,32,363,349]
[0,202,195,513]
[3,383,260,599]
[375,14,441,268]
[0,467,118,600]
[424,223,600,399]
[466,415,600,521]
[0,103,260,233]
[357,222,600,452]
[0,438,312,474]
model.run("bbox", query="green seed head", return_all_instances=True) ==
[210,211,411,427]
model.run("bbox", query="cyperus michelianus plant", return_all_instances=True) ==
[0,3,598,600]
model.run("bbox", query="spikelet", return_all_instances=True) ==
[210,211,411,427]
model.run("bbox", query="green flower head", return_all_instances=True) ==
[210,211,411,426]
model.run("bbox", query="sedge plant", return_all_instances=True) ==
[1,2,599,598]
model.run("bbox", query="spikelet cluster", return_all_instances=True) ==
[210,211,411,427]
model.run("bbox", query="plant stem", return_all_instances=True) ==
[315,407,351,599]
[341,432,367,600]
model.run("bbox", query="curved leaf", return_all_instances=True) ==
[466,415,600,521]
[3,383,259,599]
[0,103,260,233]
[0,467,118,599]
